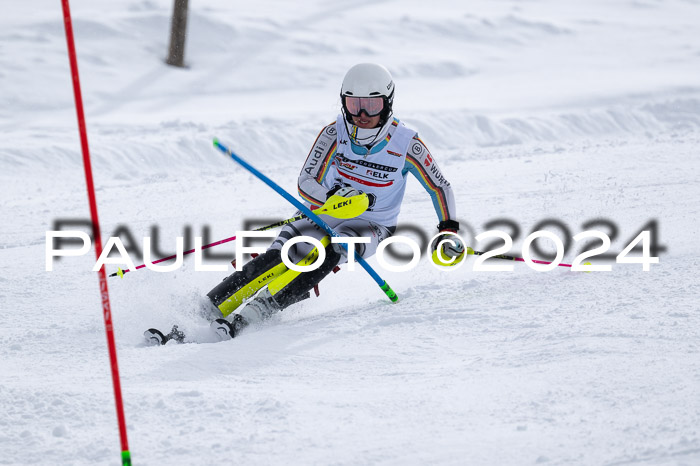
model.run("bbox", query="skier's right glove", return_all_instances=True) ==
[326,184,361,200]
[431,220,466,266]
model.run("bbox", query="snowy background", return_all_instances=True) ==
[2,0,700,464]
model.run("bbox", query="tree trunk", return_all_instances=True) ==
[166,0,189,68]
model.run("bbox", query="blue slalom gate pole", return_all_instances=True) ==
[213,138,398,303]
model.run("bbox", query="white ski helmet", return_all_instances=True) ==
[340,63,395,123]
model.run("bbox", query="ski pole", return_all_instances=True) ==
[467,247,573,268]
[109,193,369,277]
[213,138,399,303]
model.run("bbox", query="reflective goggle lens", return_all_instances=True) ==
[344,96,384,117]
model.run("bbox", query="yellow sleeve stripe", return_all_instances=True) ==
[405,154,449,221]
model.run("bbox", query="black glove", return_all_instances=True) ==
[431,220,465,261]
[326,184,361,200]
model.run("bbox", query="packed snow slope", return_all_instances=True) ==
[2,0,700,465]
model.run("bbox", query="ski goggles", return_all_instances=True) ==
[343,96,385,117]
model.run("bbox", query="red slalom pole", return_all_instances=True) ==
[60,1,131,464]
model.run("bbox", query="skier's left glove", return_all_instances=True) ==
[326,185,361,200]
[431,220,466,266]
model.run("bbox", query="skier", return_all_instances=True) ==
[207,63,465,339]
